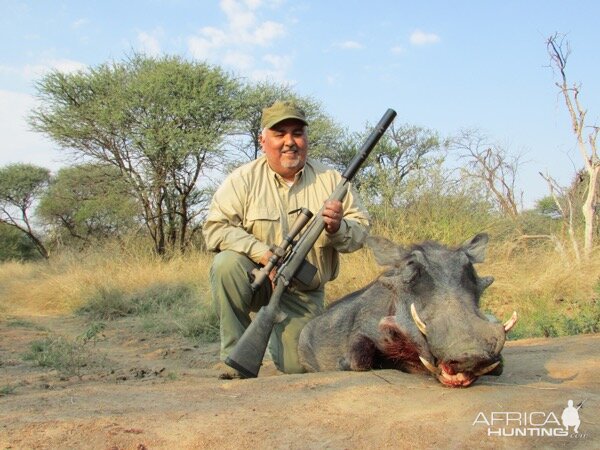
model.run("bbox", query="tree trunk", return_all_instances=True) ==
[583,165,600,257]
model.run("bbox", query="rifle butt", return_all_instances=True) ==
[224,305,286,378]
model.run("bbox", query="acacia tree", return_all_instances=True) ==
[29,54,239,255]
[0,163,51,259]
[37,164,140,246]
[359,122,443,207]
[0,223,39,261]
[547,33,600,258]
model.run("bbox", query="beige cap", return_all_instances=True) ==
[261,100,308,129]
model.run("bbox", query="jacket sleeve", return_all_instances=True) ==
[322,183,370,253]
[202,175,270,264]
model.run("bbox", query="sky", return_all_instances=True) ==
[1,0,599,208]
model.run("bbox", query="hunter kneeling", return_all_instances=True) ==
[202,100,372,379]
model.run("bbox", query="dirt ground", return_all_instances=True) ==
[0,315,598,450]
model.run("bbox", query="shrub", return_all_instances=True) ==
[22,324,105,378]
[79,281,219,342]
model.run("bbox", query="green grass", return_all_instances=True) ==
[6,318,46,331]
[0,384,17,396]
[78,282,196,319]
[506,298,600,340]
[21,323,106,377]
[78,281,219,343]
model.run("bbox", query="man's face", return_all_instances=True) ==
[260,119,308,181]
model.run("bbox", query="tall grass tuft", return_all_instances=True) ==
[77,280,218,342]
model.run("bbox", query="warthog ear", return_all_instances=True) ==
[461,233,489,263]
[366,236,406,266]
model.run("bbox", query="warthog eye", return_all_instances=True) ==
[402,260,421,285]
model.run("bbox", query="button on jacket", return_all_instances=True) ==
[202,155,370,291]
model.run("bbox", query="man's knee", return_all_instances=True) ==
[210,250,253,281]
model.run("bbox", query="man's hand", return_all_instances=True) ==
[322,200,343,234]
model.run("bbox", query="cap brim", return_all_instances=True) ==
[263,115,308,129]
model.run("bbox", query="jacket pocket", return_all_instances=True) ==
[245,206,280,244]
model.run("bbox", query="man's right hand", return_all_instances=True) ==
[259,250,277,284]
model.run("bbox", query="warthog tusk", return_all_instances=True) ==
[419,356,438,375]
[410,303,427,335]
[503,311,518,333]
[474,360,500,377]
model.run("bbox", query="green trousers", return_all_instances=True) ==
[209,250,324,374]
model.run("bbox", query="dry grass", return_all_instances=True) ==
[0,245,213,316]
[1,234,598,338]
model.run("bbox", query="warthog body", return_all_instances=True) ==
[298,233,516,387]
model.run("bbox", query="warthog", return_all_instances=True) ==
[298,233,517,387]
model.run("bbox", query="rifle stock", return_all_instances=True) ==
[225,108,397,378]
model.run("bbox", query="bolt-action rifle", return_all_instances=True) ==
[225,108,397,378]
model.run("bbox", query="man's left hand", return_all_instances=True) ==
[322,200,343,234]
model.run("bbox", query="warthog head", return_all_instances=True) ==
[367,233,517,387]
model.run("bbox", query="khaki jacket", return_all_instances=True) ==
[202,156,370,290]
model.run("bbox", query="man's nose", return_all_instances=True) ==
[283,133,295,146]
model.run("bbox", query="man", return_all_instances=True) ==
[203,100,370,378]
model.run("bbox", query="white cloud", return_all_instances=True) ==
[137,28,164,57]
[21,58,87,80]
[0,90,62,170]
[325,74,338,86]
[251,21,284,45]
[248,53,292,82]
[187,0,287,77]
[221,0,256,30]
[410,30,440,45]
[390,45,404,55]
[72,18,89,29]
[222,51,254,71]
[195,0,284,49]
[336,40,364,50]
[263,53,291,71]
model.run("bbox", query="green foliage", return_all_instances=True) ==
[0,385,17,396]
[360,123,444,207]
[230,81,345,166]
[535,196,561,219]
[37,163,140,246]
[30,54,239,254]
[0,163,51,258]
[0,223,40,261]
[21,323,105,377]
[0,163,50,206]
[367,164,496,243]
[507,299,600,340]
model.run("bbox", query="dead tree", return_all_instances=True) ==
[454,129,523,226]
[547,33,600,258]
[539,170,580,261]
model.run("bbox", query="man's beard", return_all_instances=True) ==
[280,150,303,169]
